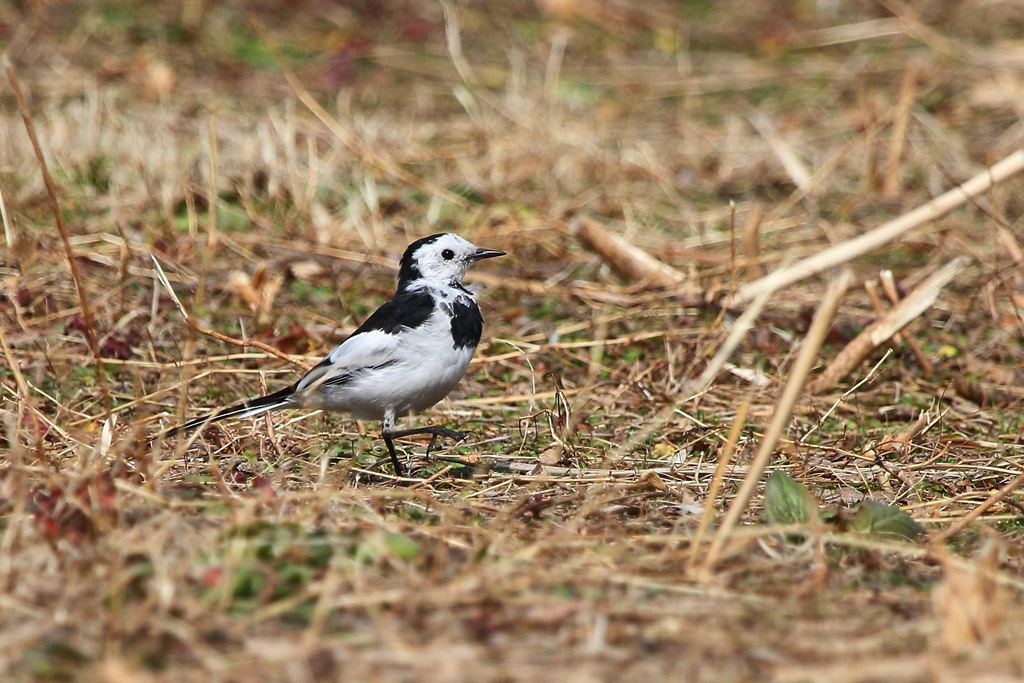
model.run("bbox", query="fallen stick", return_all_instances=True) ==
[732,150,1024,304]
[742,205,764,279]
[864,277,932,379]
[807,257,968,394]
[879,269,933,378]
[700,270,852,574]
[570,216,685,289]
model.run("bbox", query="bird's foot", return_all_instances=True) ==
[383,426,470,468]
[424,428,469,458]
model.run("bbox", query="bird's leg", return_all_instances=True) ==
[381,406,468,474]
[379,410,405,477]
[381,432,405,477]
[425,432,440,459]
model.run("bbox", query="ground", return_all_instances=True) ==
[2,1,1024,681]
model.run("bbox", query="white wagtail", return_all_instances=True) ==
[165,233,505,475]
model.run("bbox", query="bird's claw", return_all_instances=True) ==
[425,428,470,458]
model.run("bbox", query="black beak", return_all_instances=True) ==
[471,248,506,261]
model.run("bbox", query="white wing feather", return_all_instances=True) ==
[295,330,401,395]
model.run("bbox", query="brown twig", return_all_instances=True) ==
[864,279,887,315]
[151,255,311,370]
[0,326,30,441]
[742,205,763,279]
[940,469,1024,540]
[733,150,1024,303]
[879,270,933,378]
[407,465,455,490]
[807,258,967,394]
[570,215,685,289]
[864,277,932,379]
[5,58,111,414]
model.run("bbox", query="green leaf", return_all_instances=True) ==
[383,533,420,561]
[849,500,924,540]
[764,471,817,525]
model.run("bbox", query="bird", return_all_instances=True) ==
[163,232,505,476]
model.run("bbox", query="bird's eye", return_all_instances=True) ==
[441,249,455,260]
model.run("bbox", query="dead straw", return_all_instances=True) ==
[807,257,968,393]
[733,150,1024,303]
[742,205,763,279]
[878,270,932,377]
[0,326,30,448]
[940,469,1024,540]
[249,19,470,210]
[882,61,922,197]
[0,176,12,256]
[570,215,686,288]
[686,397,752,573]
[195,109,220,307]
[700,269,853,574]
[684,269,779,398]
[5,58,111,414]
[150,255,311,370]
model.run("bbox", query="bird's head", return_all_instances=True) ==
[397,233,504,288]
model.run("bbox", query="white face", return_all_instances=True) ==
[400,233,504,285]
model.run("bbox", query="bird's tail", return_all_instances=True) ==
[159,383,298,439]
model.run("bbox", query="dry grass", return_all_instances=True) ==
[3,1,1024,680]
